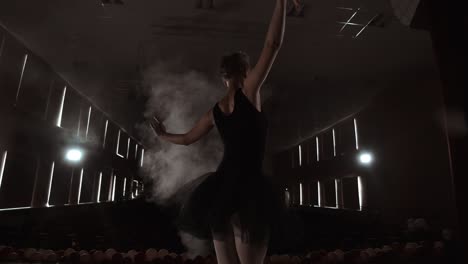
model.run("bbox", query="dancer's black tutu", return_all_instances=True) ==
[176,88,288,245]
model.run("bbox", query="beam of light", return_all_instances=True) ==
[46,162,55,207]
[102,120,109,148]
[359,152,373,165]
[358,176,364,210]
[354,14,379,38]
[337,7,354,10]
[298,145,302,167]
[0,151,8,191]
[97,172,102,202]
[315,137,320,162]
[111,175,116,201]
[140,149,145,167]
[77,169,84,203]
[339,8,360,32]
[299,183,303,205]
[0,206,31,212]
[354,118,359,150]
[135,144,139,160]
[85,106,92,139]
[332,129,337,157]
[126,138,130,158]
[123,177,127,197]
[317,181,322,207]
[336,21,364,26]
[56,86,67,127]
[15,54,28,103]
[66,149,83,162]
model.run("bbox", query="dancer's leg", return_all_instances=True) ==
[231,214,269,264]
[212,224,240,264]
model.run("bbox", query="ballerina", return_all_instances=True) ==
[150,1,287,263]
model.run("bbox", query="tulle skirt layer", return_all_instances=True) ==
[175,168,287,245]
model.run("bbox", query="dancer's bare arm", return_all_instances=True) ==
[151,110,214,146]
[244,0,286,97]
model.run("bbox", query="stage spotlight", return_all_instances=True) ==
[359,152,373,165]
[66,148,83,162]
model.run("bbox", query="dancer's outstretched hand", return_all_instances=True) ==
[149,117,166,136]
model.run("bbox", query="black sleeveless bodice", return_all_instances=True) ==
[213,88,268,173]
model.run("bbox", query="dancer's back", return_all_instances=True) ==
[213,88,268,173]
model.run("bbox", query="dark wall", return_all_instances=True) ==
[359,76,456,228]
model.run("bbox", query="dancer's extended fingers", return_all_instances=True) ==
[153,116,161,124]
[149,120,161,135]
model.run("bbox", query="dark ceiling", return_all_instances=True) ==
[0,0,437,146]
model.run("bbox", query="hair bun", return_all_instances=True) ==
[220,51,250,79]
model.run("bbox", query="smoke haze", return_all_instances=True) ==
[139,61,224,205]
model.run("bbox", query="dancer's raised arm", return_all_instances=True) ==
[150,110,214,146]
[244,0,286,96]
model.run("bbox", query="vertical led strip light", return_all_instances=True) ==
[299,183,303,205]
[317,181,322,207]
[102,120,109,148]
[85,106,92,139]
[134,144,139,160]
[108,174,113,201]
[97,172,102,202]
[354,118,359,150]
[134,181,139,196]
[76,108,82,137]
[0,151,8,191]
[335,179,340,208]
[123,178,127,197]
[140,149,145,167]
[332,129,337,157]
[15,54,29,103]
[126,138,131,158]
[315,137,320,162]
[111,175,116,201]
[56,86,67,127]
[46,162,55,206]
[116,130,124,158]
[358,176,364,210]
[298,145,302,167]
[77,169,84,204]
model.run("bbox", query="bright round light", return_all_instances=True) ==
[66,149,83,162]
[359,152,373,165]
